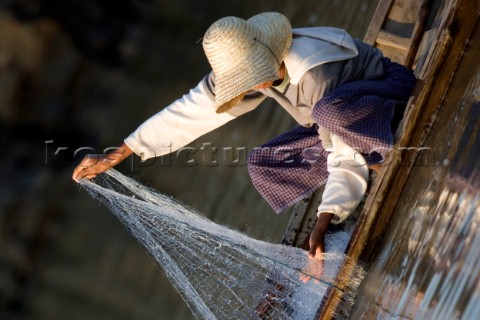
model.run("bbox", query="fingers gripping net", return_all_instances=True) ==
[79,169,366,319]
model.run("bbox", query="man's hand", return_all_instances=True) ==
[300,212,334,283]
[308,212,334,257]
[72,143,133,182]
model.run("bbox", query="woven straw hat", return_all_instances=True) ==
[202,12,292,113]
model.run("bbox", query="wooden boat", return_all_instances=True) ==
[279,0,480,318]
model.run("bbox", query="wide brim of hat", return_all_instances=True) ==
[203,12,292,114]
[214,53,281,114]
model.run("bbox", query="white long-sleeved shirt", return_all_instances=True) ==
[125,27,384,223]
[125,81,369,224]
[317,127,368,223]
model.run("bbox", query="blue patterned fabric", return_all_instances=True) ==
[248,58,417,213]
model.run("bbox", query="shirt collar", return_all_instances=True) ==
[272,69,290,93]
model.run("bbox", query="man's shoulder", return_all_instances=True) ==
[292,27,352,46]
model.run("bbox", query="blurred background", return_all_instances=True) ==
[0,1,379,319]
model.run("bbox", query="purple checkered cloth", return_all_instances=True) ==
[248,58,417,213]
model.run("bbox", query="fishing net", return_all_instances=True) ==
[79,169,366,319]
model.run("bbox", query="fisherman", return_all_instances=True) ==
[72,12,416,258]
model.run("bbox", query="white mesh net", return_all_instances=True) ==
[79,169,366,319]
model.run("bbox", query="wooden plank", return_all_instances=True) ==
[384,0,420,37]
[281,188,324,248]
[376,30,410,50]
[364,0,395,45]
[404,0,434,68]
[367,0,426,65]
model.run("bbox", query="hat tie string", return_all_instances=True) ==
[253,37,280,66]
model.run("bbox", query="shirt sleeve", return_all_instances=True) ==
[124,76,243,160]
[317,127,369,224]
